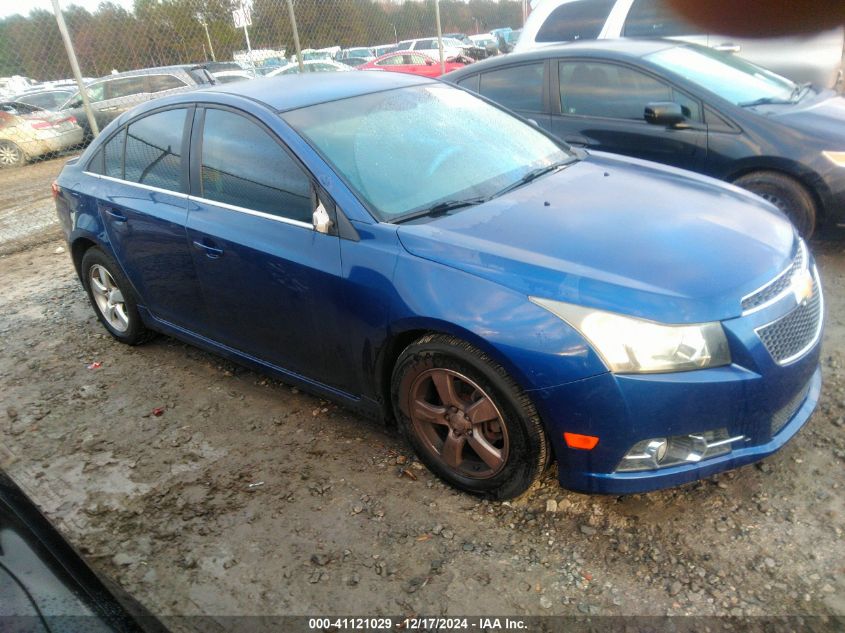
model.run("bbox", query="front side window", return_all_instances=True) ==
[377,55,403,66]
[536,0,615,42]
[283,84,571,221]
[479,63,544,113]
[148,74,188,93]
[200,109,312,223]
[623,0,705,37]
[559,61,684,120]
[124,109,186,191]
[105,76,147,100]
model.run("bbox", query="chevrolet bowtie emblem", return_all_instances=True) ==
[791,269,814,305]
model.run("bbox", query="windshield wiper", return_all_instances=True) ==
[487,159,574,200]
[789,81,812,102]
[392,197,486,224]
[739,85,810,108]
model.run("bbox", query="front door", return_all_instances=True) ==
[185,107,343,380]
[550,59,707,172]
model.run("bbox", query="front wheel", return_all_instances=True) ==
[733,171,817,238]
[391,334,548,499]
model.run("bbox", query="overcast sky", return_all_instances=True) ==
[4,0,146,19]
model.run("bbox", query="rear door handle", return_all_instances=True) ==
[103,207,127,222]
[193,239,224,259]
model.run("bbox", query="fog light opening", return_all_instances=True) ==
[616,428,744,473]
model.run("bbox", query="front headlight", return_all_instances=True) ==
[529,298,731,374]
[822,151,845,167]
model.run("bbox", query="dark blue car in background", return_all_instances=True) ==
[444,40,845,238]
[54,72,822,499]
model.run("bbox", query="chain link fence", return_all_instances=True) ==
[0,0,523,252]
[0,0,524,164]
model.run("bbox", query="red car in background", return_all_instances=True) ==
[359,51,465,77]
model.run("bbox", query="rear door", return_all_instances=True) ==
[550,58,707,171]
[185,106,343,379]
[88,106,204,329]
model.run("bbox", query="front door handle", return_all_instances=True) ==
[103,207,127,223]
[193,239,224,259]
[713,42,741,53]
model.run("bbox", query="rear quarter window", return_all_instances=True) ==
[536,0,615,42]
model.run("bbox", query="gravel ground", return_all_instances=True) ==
[0,159,844,624]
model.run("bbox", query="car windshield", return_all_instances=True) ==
[283,84,572,221]
[645,45,798,106]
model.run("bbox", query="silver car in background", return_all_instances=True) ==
[516,0,844,88]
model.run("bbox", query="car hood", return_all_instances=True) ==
[766,92,845,142]
[396,154,795,323]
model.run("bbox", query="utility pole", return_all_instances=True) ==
[434,0,445,76]
[197,13,216,61]
[286,0,303,71]
[50,0,99,137]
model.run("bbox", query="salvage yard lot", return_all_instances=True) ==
[1,158,844,619]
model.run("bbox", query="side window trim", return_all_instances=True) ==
[188,104,317,230]
[82,105,192,197]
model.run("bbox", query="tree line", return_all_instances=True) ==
[0,0,523,81]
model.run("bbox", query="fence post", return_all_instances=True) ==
[434,0,445,76]
[50,0,99,138]
[286,0,304,71]
[197,13,216,62]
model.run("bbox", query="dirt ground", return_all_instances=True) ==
[1,158,844,624]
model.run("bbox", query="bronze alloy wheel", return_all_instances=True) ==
[408,368,509,479]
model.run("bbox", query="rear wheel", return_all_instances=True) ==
[391,334,548,499]
[0,141,25,168]
[80,247,153,345]
[733,171,816,238]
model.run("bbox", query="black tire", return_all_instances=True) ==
[733,171,817,238]
[80,247,154,345]
[391,333,548,500]
[0,140,25,168]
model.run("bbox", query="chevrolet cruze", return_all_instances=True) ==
[53,73,822,499]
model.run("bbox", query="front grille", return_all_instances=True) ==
[756,274,822,364]
[771,380,811,437]
[741,241,806,313]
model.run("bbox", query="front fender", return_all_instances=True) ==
[389,251,608,392]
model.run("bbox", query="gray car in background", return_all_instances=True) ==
[516,0,844,88]
[59,64,214,142]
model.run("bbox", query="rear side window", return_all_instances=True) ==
[148,74,187,93]
[624,0,705,37]
[536,0,615,42]
[479,63,544,113]
[200,109,312,223]
[124,109,186,191]
[103,129,125,178]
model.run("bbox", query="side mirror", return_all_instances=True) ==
[313,201,333,234]
[644,102,686,127]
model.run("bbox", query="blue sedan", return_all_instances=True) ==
[53,72,822,498]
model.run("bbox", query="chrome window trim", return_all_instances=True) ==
[82,171,189,198]
[753,264,824,366]
[83,171,315,229]
[187,195,314,229]
[741,240,807,316]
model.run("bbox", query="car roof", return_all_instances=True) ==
[196,71,434,111]
[446,38,682,78]
[91,65,199,82]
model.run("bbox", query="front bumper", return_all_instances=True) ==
[532,265,823,494]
